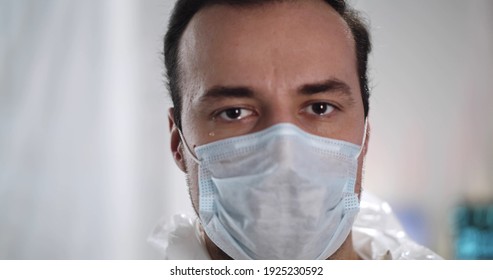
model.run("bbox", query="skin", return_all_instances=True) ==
[168,0,370,260]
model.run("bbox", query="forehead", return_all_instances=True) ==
[178,0,357,98]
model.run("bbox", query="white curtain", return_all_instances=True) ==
[1,0,492,259]
[0,0,191,259]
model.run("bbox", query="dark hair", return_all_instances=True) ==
[164,0,371,129]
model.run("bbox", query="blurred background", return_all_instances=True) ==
[1,0,492,259]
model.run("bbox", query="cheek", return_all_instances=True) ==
[356,157,364,189]
[184,158,201,213]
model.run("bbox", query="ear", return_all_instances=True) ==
[169,108,187,172]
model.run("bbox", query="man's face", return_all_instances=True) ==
[170,0,367,213]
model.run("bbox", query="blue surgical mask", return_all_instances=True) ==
[179,122,366,259]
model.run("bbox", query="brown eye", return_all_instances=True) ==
[218,108,254,121]
[305,102,334,116]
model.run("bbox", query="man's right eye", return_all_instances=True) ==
[217,108,254,121]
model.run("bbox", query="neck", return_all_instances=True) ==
[327,233,361,260]
[203,229,233,260]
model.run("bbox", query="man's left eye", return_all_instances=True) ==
[303,102,335,116]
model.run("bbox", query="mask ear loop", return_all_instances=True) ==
[356,118,369,158]
[357,118,369,194]
[177,129,201,165]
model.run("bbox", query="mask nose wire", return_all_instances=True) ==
[179,120,367,164]
[177,129,201,164]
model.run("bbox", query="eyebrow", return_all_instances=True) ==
[298,79,352,96]
[199,86,254,102]
[199,78,353,102]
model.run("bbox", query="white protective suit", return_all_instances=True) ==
[148,191,442,260]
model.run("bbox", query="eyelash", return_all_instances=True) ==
[212,101,340,122]
[301,101,339,117]
[212,106,257,122]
